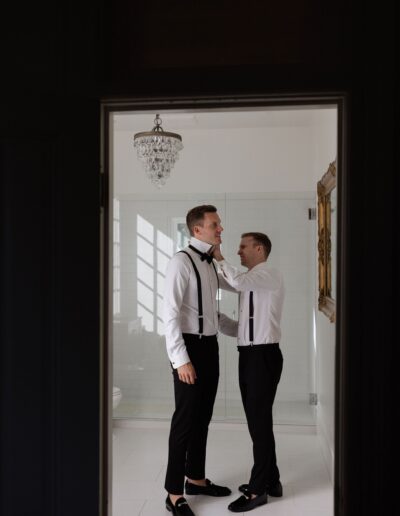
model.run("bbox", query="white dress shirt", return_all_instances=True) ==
[163,237,236,368]
[217,259,284,346]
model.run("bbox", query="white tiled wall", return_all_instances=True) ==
[113,193,316,424]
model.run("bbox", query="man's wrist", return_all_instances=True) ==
[213,253,224,261]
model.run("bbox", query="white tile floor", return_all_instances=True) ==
[114,400,316,426]
[112,421,333,516]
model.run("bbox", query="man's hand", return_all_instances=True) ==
[177,362,197,384]
[212,244,224,261]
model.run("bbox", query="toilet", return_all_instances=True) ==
[113,386,122,410]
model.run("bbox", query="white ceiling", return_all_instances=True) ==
[112,105,338,195]
[113,105,337,133]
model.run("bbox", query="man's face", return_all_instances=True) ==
[237,236,260,269]
[194,212,223,245]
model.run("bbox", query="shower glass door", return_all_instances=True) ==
[112,193,316,426]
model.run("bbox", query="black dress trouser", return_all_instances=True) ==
[238,343,283,495]
[165,334,219,494]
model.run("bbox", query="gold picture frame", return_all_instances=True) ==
[317,160,336,322]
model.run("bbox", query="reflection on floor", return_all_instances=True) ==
[112,420,333,516]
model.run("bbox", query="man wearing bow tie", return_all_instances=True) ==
[163,205,236,515]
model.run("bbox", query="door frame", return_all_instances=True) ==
[99,92,347,516]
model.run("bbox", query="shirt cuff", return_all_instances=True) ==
[169,350,191,369]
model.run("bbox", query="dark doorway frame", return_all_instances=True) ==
[100,92,347,516]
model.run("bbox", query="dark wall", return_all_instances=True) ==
[1,4,102,515]
[1,2,397,515]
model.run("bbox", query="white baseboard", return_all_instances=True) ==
[113,418,316,434]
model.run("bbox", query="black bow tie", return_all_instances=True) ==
[201,253,213,264]
[189,245,213,264]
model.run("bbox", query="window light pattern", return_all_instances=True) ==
[136,215,173,335]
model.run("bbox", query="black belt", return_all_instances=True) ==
[182,333,217,341]
[238,343,279,352]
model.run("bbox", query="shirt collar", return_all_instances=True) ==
[189,237,213,254]
[250,260,268,271]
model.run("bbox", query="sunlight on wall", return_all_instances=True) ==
[137,214,154,242]
[157,229,174,256]
[137,235,154,265]
[137,259,154,289]
[136,214,173,335]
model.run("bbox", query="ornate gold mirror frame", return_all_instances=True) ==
[317,160,336,322]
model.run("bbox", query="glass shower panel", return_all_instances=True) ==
[112,196,227,419]
[112,194,316,426]
[221,195,316,425]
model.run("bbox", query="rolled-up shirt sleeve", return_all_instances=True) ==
[217,270,238,293]
[217,260,282,292]
[163,254,191,368]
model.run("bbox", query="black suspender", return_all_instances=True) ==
[211,261,220,316]
[179,249,219,337]
[249,291,254,345]
[180,251,204,335]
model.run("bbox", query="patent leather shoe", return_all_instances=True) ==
[165,496,195,515]
[239,480,282,497]
[185,478,231,496]
[228,493,268,512]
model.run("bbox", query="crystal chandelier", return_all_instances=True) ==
[133,114,183,187]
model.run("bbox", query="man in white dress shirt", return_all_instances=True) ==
[213,232,285,513]
[163,205,236,516]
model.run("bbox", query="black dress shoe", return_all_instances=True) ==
[185,478,231,496]
[165,496,195,515]
[268,480,283,497]
[239,480,283,497]
[228,493,268,512]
